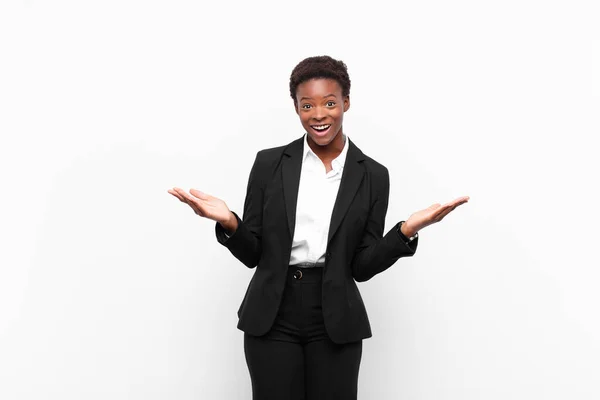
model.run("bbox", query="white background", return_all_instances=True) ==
[1,0,599,399]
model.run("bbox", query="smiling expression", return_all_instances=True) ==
[294,78,350,148]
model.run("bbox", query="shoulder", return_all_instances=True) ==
[351,139,390,182]
[362,153,389,177]
[254,136,303,165]
[255,143,287,163]
[248,137,302,181]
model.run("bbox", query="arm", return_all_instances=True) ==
[351,168,418,282]
[214,152,264,268]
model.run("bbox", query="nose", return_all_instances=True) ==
[313,106,325,121]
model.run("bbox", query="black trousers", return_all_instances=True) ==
[244,266,363,400]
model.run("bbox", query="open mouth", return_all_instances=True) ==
[310,124,332,135]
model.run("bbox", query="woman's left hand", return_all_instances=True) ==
[402,196,470,237]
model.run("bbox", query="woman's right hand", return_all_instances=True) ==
[168,187,238,232]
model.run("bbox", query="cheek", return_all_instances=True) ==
[332,109,343,122]
[300,114,312,125]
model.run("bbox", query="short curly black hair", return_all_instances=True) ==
[289,55,351,103]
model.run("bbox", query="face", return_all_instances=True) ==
[294,78,350,147]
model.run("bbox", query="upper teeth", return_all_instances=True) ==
[313,124,330,130]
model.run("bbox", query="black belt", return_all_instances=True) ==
[287,264,324,281]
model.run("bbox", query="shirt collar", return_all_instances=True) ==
[302,133,349,174]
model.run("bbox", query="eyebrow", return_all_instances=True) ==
[299,94,338,102]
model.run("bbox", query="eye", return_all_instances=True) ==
[302,104,312,109]
[326,101,336,107]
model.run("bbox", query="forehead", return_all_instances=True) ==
[296,78,343,99]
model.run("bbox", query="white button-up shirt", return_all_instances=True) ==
[288,133,350,267]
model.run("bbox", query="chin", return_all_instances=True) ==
[307,128,340,146]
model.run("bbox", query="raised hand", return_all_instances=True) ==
[402,196,470,237]
[168,187,237,230]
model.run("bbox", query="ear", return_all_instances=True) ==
[343,95,350,112]
[293,100,299,115]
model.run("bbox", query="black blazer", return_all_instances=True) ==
[215,136,418,344]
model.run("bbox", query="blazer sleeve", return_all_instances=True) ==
[351,167,418,282]
[214,151,264,268]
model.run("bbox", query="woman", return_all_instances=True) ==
[169,55,469,399]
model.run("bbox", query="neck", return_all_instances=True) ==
[307,130,346,161]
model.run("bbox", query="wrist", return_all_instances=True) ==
[400,221,417,238]
[219,212,238,233]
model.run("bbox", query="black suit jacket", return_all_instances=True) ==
[215,136,418,344]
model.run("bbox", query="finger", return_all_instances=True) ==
[171,193,187,203]
[168,189,186,202]
[174,190,194,204]
[173,188,207,215]
[174,188,199,204]
[190,188,210,200]
[184,197,206,217]
[444,197,469,208]
[452,200,468,208]
[192,205,205,217]
[435,207,455,221]
[431,205,453,221]
[432,199,463,220]
[437,200,469,220]
[427,196,469,222]
[449,196,469,206]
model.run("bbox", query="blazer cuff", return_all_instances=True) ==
[396,221,418,243]
[215,211,243,246]
[392,221,419,254]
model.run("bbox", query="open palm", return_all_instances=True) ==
[168,187,231,223]
[404,196,470,236]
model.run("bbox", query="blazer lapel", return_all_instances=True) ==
[281,137,304,239]
[327,139,365,244]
